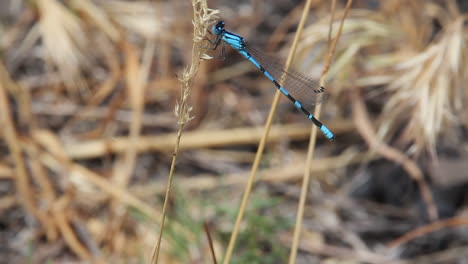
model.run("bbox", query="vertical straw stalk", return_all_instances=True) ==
[288,1,352,262]
[222,0,319,262]
[151,1,219,263]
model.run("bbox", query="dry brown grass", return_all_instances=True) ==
[36,0,90,93]
[296,0,468,157]
[1,0,468,263]
[379,15,467,157]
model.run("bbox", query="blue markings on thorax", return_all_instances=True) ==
[222,32,244,50]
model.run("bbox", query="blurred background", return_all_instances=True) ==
[1,0,468,263]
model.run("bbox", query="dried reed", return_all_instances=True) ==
[150,0,219,263]
[288,0,352,262]
[222,0,333,262]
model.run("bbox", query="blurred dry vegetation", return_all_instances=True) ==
[1,0,468,263]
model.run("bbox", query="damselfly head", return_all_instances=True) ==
[213,21,225,35]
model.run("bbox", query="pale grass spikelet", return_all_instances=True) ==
[174,78,195,125]
[192,0,220,44]
[200,53,215,60]
[174,0,219,125]
[36,0,90,91]
[378,17,467,155]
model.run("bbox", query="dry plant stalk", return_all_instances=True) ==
[62,121,352,160]
[204,222,218,264]
[151,0,218,263]
[388,215,468,248]
[222,0,329,262]
[288,0,352,263]
[0,62,59,245]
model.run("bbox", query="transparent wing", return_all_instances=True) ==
[245,45,328,110]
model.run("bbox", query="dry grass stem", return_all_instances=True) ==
[319,0,353,85]
[63,121,352,159]
[151,0,219,263]
[51,194,93,260]
[388,216,468,248]
[222,0,318,262]
[288,1,352,263]
[0,61,56,241]
[204,222,218,264]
